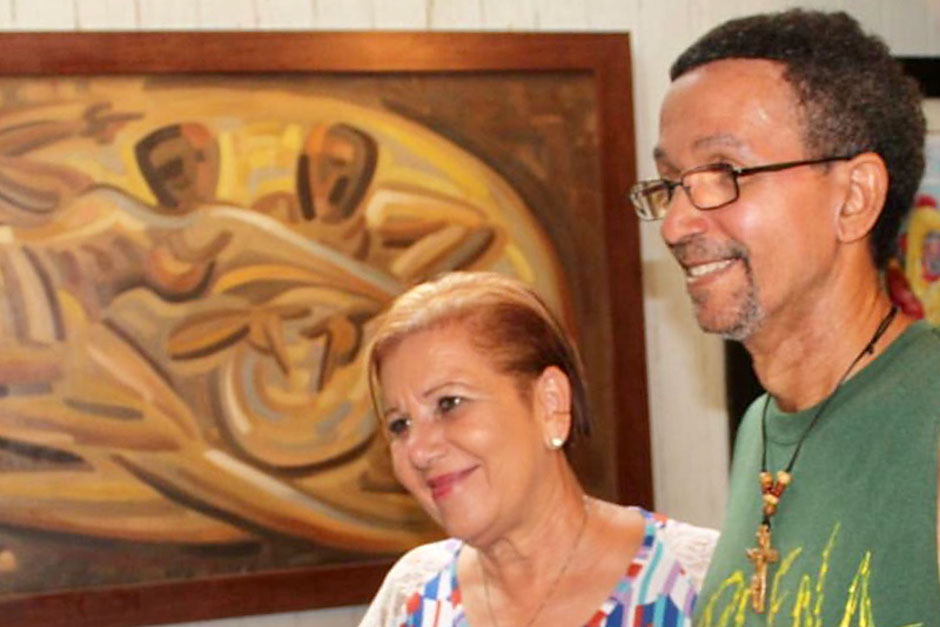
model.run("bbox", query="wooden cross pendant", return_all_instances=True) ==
[746,523,778,613]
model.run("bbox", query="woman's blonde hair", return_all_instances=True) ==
[368,272,590,443]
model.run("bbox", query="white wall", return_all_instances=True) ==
[5,1,939,625]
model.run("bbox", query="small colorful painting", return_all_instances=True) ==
[888,74,940,324]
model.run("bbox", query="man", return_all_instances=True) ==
[631,10,940,626]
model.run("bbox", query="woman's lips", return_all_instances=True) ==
[426,466,477,500]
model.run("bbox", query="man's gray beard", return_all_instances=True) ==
[670,236,763,341]
[691,276,764,342]
[716,293,763,342]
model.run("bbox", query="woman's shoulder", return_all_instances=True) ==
[358,538,461,627]
[593,502,718,590]
[633,507,720,591]
[390,538,461,577]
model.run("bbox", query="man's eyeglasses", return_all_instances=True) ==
[630,155,856,221]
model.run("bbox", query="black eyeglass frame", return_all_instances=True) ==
[630,154,857,221]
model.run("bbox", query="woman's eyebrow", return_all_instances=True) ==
[421,380,458,399]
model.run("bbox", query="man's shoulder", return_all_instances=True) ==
[881,321,940,385]
[896,320,940,355]
[854,321,940,426]
[733,394,768,442]
[921,323,940,354]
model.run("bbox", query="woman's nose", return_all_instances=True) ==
[405,419,446,469]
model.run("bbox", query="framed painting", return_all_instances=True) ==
[725,57,940,444]
[0,31,646,626]
[891,58,940,324]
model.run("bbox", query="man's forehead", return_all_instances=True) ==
[655,58,802,162]
[673,57,789,87]
[654,133,750,162]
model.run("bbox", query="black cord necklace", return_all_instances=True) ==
[746,305,899,613]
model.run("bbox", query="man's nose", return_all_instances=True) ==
[660,186,709,247]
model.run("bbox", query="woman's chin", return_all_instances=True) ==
[437,508,493,545]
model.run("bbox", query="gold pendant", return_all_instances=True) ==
[745,523,779,613]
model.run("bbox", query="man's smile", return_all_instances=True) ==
[685,258,739,282]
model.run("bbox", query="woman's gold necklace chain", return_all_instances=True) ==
[478,497,590,627]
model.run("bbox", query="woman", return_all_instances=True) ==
[361,272,716,627]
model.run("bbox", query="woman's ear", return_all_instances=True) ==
[836,152,888,244]
[534,365,572,449]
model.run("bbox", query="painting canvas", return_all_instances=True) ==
[0,32,646,625]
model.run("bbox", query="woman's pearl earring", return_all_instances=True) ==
[549,436,565,449]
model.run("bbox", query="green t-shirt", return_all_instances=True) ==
[696,322,940,627]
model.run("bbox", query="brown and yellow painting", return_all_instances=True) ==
[0,74,597,596]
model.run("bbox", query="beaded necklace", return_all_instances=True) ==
[746,306,898,613]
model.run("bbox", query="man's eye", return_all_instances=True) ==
[387,416,410,436]
[437,396,463,414]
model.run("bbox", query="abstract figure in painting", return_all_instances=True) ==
[0,77,564,595]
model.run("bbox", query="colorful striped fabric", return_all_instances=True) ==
[401,508,696,627]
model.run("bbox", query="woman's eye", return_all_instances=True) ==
[437,396,463,414]
[438,396,464,413]
[387,416,410,436]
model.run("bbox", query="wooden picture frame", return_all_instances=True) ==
[0,32,646,625]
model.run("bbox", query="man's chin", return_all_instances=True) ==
[693,307,762,342]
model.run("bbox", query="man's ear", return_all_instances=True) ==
[534,366,573,448]
[836,152,888,244]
